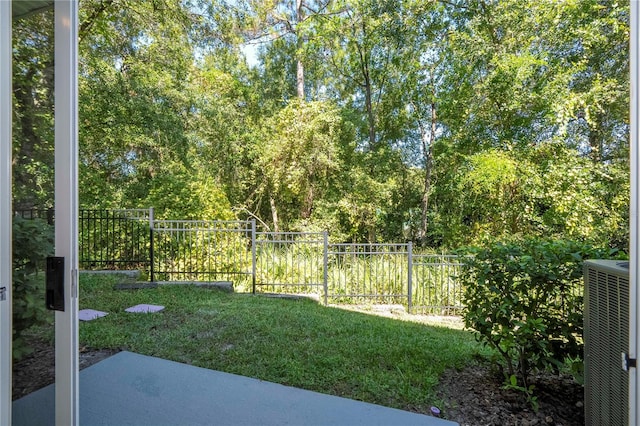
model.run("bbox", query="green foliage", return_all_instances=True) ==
[12,216,54,360]
[430,144,628,249]
[525,143,629,250]
[458,239,618,392]
[13,0,629,248]
[327,251,408,305]
[78,0,203,209]
[144,168,235,221]
[154,228,250,286]
[255,241,325,294]
[256,99,352,230]
[457,149,523,242]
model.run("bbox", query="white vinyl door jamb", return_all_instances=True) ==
[0,1,14,424]
[631,2,639,425]
[54,1,80,425]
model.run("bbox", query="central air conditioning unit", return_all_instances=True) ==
[584,259,630,426]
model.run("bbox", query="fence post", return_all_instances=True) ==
[47,207,55,225]
[251,219,256,294]
[323,231,328,306]
[407,241,413,314]
[149,207,154,282]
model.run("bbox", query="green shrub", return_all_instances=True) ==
[12,216,54,360]
[458,239,617,390]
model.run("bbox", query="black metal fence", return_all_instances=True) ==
[326,243,411,306]
[411,254,464,315]
[14,208,54,224]
[78,209,152,273]
[15,208,465,315]
[15,208,153,275]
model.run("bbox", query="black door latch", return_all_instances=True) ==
[46,257,65,311]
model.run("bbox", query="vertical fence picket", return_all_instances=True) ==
[149,207,155,282]
[323,231,328,305]
[252,220,256,294]
[408,242,413,314]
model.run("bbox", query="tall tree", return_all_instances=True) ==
[12,0,628,247]
[241,0,331,99]
[380,0,448,244]
[320,0,380,149]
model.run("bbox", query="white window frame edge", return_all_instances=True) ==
[632,1,639,425]
[0,1,13,424]
[54,1,80,425]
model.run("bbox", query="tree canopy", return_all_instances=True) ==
[13,0,630,250]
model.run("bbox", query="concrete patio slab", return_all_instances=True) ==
[78,309,108,321]
[12,351,457,426]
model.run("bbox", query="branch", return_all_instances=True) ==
[437,0,471,11]
[79,0,116,41]
[233,206,271,232]
[302,0,330,15]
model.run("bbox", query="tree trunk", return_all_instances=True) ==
[301,184,314,219]
[359,20,376,149]
[364,69,376,149]
[270,195,280,233]
[368,226,376,244]
[296,0,305,99]
[296,59,305,99]
[418,102,436,245]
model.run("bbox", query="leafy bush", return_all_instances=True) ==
[12,216,54,360]
[458,239,618,390]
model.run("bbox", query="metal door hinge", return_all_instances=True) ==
[0,286,6,301]
[623,353,637,371]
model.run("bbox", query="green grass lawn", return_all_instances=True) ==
[76,274,490,413]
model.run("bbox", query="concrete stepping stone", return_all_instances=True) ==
[125,304,165,313]
[79,309,108,321]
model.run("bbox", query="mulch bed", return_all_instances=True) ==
[436,363,584,426]
[12,339,119,401]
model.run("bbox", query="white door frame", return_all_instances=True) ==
[631,1,639,424]
[54,1,80,425]
[1,1,14,425]
[0,2,80,424]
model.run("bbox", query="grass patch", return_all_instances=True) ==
[75,274,490,412]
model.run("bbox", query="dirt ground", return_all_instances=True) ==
[436,364,584,426]
[12,340,119,401]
